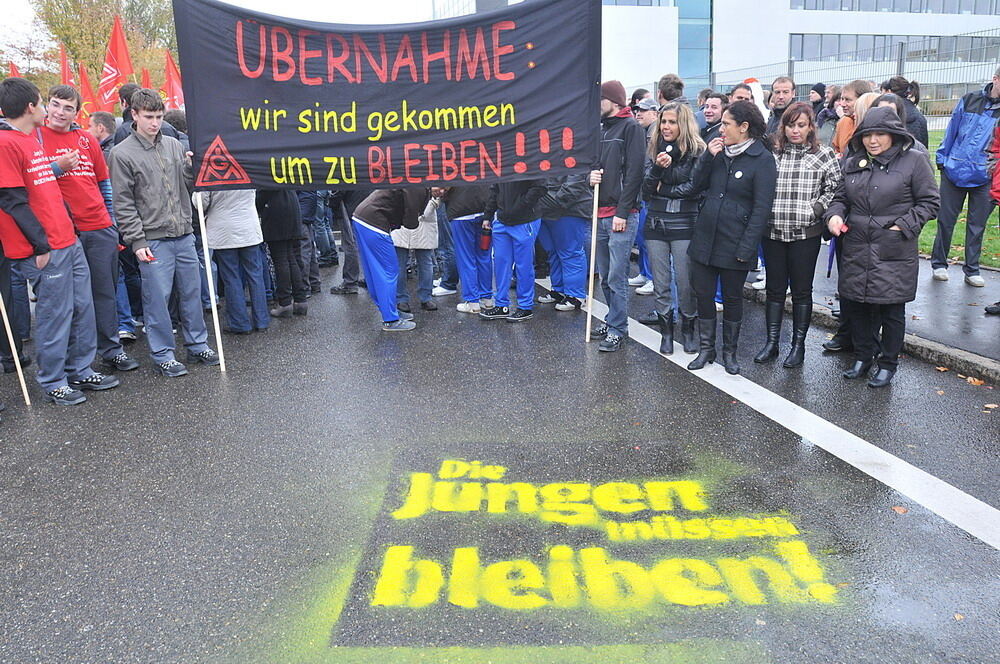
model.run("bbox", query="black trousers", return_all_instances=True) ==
[841,299,905,370]
[267,239,308,306]
[0,255,24,364]
[762,236,821,305]
[690,259,747,322]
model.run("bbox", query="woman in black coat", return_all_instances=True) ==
[826,106,940,387]
[880,76,929,148]
[686,100,778,375]
[256,189,308,318]
[641,101,706,355]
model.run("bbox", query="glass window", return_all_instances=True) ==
[790,0,805,8]
[942,0,959,10]
[955,36,972,61]
[823,0,840,7]
[970,36,987,61]
[857,34,875,59]
[821,34,839,60]
[893,0,909,9]
[676,0,712,18]
[804,0,819,7]
[679,24,711,49]
[958,0,974,11]
[974,0,992,13]
[939,35,956,59]
[857,0,876,8]
[909,0,924,10]
[790,34,804,60]
[803,34,821,59]
[840,34,857,59]
[678,49,710,78]
[925,0,944,10]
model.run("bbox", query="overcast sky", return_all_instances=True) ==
[6,0,436,34]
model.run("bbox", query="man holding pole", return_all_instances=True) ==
[109,88,218,377]
[0,77,118,405]
[588,80,646,352]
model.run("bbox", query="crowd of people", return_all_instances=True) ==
[1,65,999,418]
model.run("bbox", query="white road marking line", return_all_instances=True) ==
[563,287,1000,550]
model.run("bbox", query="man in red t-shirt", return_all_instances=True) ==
[41,84,139,373]
[0,77,118,405]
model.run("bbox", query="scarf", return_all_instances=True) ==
[724,138,754,158]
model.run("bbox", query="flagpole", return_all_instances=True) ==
[195,192,226,372]
[0,289,31,406]
[584,181,600,343]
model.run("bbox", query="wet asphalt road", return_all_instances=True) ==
[1,266,998,664]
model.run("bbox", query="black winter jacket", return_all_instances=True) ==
[485,179,546,225]
[825,107,940,304]
[443,185,489,219]
[256,189,305,243]
[687,140,778,270]
[537,174,593,220]
[596,111,646,218]
[353,188,428,234]
[901,97,929,148]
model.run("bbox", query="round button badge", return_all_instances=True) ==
[858,159,868,168]
[734,171,743,179]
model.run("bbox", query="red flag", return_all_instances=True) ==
[8,61,22,77]
[162,50,184,110]
[78,63,99,127]
[141,68,151,89]
[59,44,75,86]
[98,15,134,111]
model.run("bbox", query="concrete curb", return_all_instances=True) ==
[741,284,1000,385]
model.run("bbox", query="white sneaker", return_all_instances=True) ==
[932,268,949,281]
[755,268,766,281]
[751,279,766,290]
[628,275,648,287]
[456,301,481,313]
[635,280,655,295]
[433,278,442,287]
[431,285,457,296]
[715,301,724,312]
[537,292,558,304]
[965,274,985,287]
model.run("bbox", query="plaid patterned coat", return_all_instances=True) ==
[769,143,843,242]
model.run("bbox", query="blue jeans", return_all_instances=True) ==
[214,245,270,332]
[314,213,336,262]
[634,205,652,280]
[9,262,30,340]
[596,213,640,336]
[396,247,434,304]
[139,235,210,363]
[17,242,97,391]
[115,270,135,333]
[435,203,459,289]
[492,219,540,310]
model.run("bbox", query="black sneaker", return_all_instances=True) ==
[70,372,120,391]
[598,333,624,352]
[103,352,140,371]
[398,301,411,313]
[187,349,221,366]
[420,300,438,311]
[154,359,189,377]
[589,323,608,340]
[329,284,358,295]
[986,301,1000,315]
[479,306,510,320]
[45,385,87,405]
[506,309,533,322]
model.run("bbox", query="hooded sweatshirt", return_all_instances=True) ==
[596,108,646,219]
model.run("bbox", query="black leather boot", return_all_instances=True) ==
[721,319,742,375]
[657,310,674,355]
[782,302,811,368]
[753,301,783,363]
[842,360,874,379]
[867,367,895,388]
[681,315,697,354]
[687,318,717,370]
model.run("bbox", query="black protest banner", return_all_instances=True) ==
[172,0,602,191]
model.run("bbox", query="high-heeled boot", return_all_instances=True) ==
[782,302,811,368]
[721,319,742,375]
[657,310,674,355]
[681,315,697,354]
[753,301,783,363]
[687,318,717,370]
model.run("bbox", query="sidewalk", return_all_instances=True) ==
[744,253,1000,383]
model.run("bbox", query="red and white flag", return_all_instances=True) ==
[162,50,184,110]
[59,44,76,86]
[97,16,134,111]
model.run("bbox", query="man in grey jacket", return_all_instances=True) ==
[109,89,218,377]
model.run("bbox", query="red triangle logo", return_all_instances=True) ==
[196,135,251,187]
